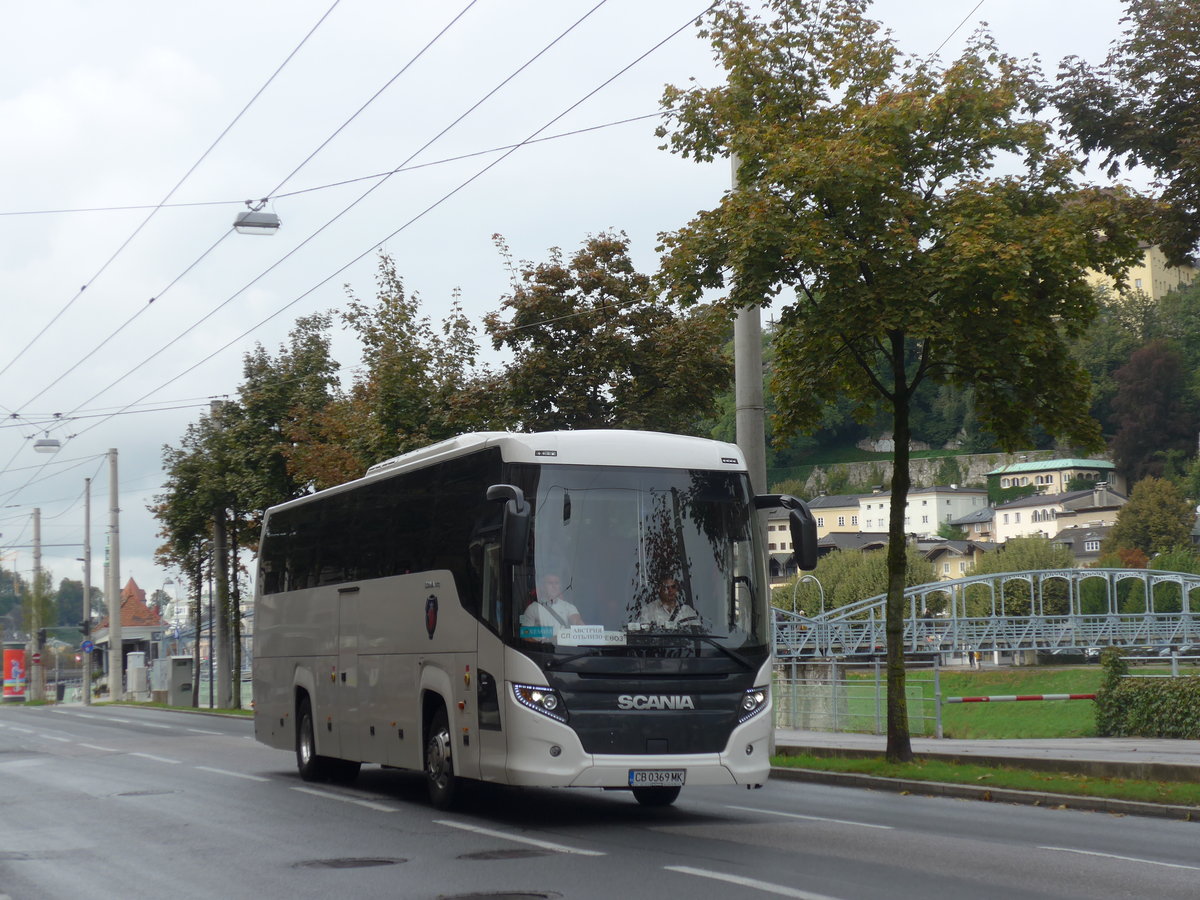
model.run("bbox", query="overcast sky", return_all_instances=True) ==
[0,0,1130,606]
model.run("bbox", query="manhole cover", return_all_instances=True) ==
[457,849,551,861]
[293,858,405,869]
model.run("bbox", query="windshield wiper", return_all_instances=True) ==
[691,634,754,670]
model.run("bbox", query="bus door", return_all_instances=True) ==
[337,584,362,761]
[474,541,508,782]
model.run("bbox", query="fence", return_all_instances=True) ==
[773,659,942,737]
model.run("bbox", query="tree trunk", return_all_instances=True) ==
[230,513,242,710]
[214,509,232,710]
[885,334,914,763]
[191,559,202,708]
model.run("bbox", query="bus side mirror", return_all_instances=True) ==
[754,494,818,571]
[487,484,530,564]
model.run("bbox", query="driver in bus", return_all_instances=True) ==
[638,577,703,628]
[521,572,585,629]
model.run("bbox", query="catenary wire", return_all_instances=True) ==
[61,0,617,423]
[64,4,715,446]
[0,1,344,385]
[11,0,483,418]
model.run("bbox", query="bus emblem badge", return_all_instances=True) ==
[425,594,439,639]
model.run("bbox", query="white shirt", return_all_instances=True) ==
[639,599,701,627]
[520,596,582,628]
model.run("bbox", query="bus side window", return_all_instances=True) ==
[480,542,504,632]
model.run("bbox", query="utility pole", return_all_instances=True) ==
[107,449,122,701]
[82,477,92,706]
[211,400,232,710]
[730,152,767,496]
[31,508,43,702]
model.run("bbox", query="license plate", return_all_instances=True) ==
[628,769,686,787]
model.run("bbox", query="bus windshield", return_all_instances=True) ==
[507,465,767,658]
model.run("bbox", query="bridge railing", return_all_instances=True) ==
[773,568,1200,659]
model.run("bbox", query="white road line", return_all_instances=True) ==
[130,752,181,765]
[666,865,846,899]
[40,735,71,743]
[291,786,399,812]
[1040,846,1200,872]
[106,717,132,724]
[9,727,34,733]
[186,728,223,735]
[81,744,119,752]
[725,805,893,830]
[138,723,171,730]
[434,819,606,856]
[195,766,269,782]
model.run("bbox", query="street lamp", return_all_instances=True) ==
[792,573,826,617]
[233,200,280,235]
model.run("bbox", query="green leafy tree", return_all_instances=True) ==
[486,232,729,434]
[657,0,1140,760]
[1054,0,1200,266]
[774,544,934,616]
[1109,340,1199,480]
[1103,476,1196,559]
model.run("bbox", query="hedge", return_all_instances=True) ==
[1095,647,1200,738]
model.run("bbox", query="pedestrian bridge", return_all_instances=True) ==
[772,568,1200,659]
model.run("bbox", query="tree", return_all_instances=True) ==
[1109,340,1200,480]
[1055,0,1200,266]
[657,0,1141,760]
[1103,476,1195,558]
[773,544,934,615]
[486,232,730,434]
[963,536,1076,615]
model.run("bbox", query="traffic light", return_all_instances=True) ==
[37,628,46,647]
[79,619,91,638]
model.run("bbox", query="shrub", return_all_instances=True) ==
[1095,647,1200,738]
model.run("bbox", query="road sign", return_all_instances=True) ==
[81,640,94,653]
[31,653,41,666]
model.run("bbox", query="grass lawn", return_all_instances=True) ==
[772,752,1200,809]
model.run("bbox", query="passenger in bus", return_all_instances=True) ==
[520,572,585,629]
[638,577,702,628]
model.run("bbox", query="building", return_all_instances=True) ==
[988,457,1125,497]
[950,506,995,541]
[857,485,989,539]
[1087,243,1197,302]
[806,494,863,538]
[922,539,995,580]
[1053,524,1113,566]
[992,485,1126,544]
[92,577,167,689]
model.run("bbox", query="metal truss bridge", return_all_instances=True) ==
[772,568,1200,660]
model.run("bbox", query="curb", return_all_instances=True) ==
[769,765,1200,823]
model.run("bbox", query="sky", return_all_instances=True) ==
[0,0,1131,611]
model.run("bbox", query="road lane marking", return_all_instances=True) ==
[186,728,223,735]
[9,727,34,733]
[725,805,893,830]
[138,723,171,730]
[40,735,71,742]
[666,866,846,899]
[130,752,181,764]
[434,820,605,856]
[1040,846,1200,872]
[291,786,399,812]
[195,766,269,782]
[81,744,119,752]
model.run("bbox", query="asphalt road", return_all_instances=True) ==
[2,705,1198,900]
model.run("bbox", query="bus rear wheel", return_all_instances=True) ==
[632,786,681,807]
[425,706,458,809]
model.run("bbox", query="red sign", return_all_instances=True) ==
[3,648,25,700]
[31,652,41,666]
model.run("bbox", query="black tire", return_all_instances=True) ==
[632,786,681,807]
[424,706,458,809]
[295,696,332,782]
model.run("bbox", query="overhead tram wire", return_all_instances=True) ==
[0,0,345,384]
[60,0,617,424]
[64,3,717,444]
[12,0,483,420]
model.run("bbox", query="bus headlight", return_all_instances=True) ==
[738,686,769,723]
[513,683,568,723]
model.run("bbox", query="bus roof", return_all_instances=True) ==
[265,431,748,516]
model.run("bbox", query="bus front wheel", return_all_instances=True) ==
[425,706,458,809]
[632,786,681,807]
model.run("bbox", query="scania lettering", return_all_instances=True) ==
[617,695,696,710]
[252,430,816,808]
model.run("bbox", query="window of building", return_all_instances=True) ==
[1015,512,1021,523]
[921,515,929,524]
[959,562,967,573]
[817,517,825,528]
[851,516,858,526]
[837,516,845,527]
[1085,540,1101,552]
[943,562,951,574]
[1003,513,1009,524]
